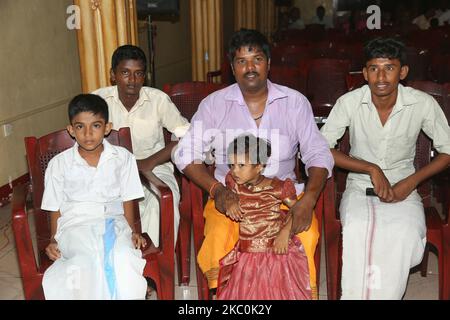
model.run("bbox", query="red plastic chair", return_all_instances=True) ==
[302,58,351,117]
[206,53,234,85]
[271,43,311,67]
[346,72,366,91]
[407,81,450,211]
[322,130,448,299]
[404,47,431,81]
[269,64,307,94]
[163,82,226,298]
[11,128,175,299]
[429,53,450,84]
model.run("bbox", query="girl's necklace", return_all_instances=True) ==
[245,175,265,189]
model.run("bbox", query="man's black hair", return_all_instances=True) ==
[364,37,407,66]
[227,28,271,63]
[111,45,147,72]
[68,94,109,123]
[227,134,272,166]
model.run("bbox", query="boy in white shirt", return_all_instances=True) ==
[42,94,147,299]
[320,37,450,299]
[93,45,190,248]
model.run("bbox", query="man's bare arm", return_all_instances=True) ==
[290,166,328,235]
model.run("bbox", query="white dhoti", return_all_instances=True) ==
[340,188,426,300]
[42,214,147,300]
[139,163,180,248]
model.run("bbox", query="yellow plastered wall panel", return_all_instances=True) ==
[0,0,81,186]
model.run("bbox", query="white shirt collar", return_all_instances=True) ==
[72,139,118,167]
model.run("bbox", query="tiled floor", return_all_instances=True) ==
[0,203,439,300]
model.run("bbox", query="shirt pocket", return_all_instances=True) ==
[130,118,161,151]
[63,166,91,201]
[97,162,122,199]
[388,134,415,164]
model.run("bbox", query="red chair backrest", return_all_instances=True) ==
[271,43,311,67]
[346,72,366,91]
[268,64,307,94]
[303,58,351,117]
[163,81,226,121]
[404,47,431,81]
[429,53,450,84]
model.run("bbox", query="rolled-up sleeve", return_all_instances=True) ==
[173,97,214,172]
[296,94,334,177]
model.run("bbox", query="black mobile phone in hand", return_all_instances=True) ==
[366,187,377,196]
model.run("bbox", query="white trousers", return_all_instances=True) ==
[139,164,180,248]
[340,189,426,300]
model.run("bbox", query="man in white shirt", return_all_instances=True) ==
[288,7,305,30]
[320,38,450,299]
[310,5,334,29]
[411,8,436,30]
[438,9,450,25]
[93,45,190,248]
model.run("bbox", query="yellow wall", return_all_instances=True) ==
[0,0,81,186]
[138,0,192,88]
[293,0,334,23]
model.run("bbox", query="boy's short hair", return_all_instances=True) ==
[227,134,272,166]
[68,94,109,123]
[111,45,147,72]
[364,37,407,66]
[227,29,271,63]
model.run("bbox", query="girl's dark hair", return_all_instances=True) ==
[68,94,109,123]
[227,134,272,165]
[227,29,271,63]
[111,45,147,72]
[364,37,407,66]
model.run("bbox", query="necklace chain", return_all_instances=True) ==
[253,114,263,121]
[246,175,265,188]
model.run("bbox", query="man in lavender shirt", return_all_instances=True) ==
[173,29,333,298]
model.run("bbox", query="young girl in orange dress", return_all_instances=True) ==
[217,134,311,300]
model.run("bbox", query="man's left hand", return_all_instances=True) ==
[289,194,315,235]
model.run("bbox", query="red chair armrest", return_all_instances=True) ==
[11,183,41,281]
[139,171,174,253]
